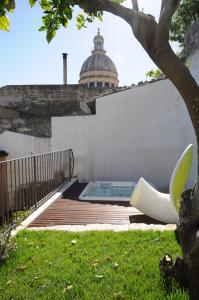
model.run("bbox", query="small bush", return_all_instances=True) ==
[12,210,31,225]
[0,226,15,265]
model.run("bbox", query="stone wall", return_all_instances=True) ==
[0,84,114,137]
[183,21,199,86]
[183,21,199,58]
[0,84,110,106]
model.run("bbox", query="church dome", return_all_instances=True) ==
[80,53,118,75]
[79,30,119,88]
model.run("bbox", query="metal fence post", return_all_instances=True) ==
[33,156,37,209]
[69,149,74,180]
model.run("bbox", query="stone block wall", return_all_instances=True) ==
[0,84,111,106]
[183,20,199,58]
[0,84,114,137]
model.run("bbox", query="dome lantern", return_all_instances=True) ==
[79,30,119,88]
[93,28,105,53]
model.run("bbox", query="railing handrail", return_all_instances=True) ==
[0,148,73,164]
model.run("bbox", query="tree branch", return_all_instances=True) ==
[132,0,139,11]
[160,0,167,14]
[156,0,181,51]
[74,0,134,25]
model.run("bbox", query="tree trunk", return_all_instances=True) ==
[160,186,199,300]
[177,186,199,300]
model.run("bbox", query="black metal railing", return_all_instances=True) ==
[0,148,74,226]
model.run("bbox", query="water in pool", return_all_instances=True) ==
[85,182,134,197]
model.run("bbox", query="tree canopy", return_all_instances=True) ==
[170,0,199,46]
[0,0,115,42]
[1,0,198,45]
[145,68,164,80]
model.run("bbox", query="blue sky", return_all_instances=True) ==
[0,0,178,87]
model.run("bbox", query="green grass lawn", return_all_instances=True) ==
[0,230,188,300]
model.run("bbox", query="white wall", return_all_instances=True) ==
[52,79,197,191]
[0,131,51,160]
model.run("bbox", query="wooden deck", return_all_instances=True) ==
[29,182,163,227]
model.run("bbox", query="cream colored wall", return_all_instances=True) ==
[52,79,197,191]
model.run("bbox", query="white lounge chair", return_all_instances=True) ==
[130,144,193,224]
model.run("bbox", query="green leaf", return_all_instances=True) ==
[46,29,56,43]
[97,14,103,22]
[0,15,9,31]
[40,0,51,11]
[64,6,72,20]
[38,26,46,31]
[15,265,28,272]
[29,0,37,8]
[4,0,15,12]
[60,17,68,28]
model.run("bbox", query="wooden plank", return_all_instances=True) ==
[29,182,162,227]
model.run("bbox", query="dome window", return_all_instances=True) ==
[89,82,95,88]
[97,82,103,88]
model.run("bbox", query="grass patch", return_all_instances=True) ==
[0,230,188,300]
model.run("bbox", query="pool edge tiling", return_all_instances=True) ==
[79,181,136,201]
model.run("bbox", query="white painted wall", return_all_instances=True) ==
[0,131,51,160]
[52,79,197,191]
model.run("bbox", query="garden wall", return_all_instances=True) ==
[0,131,51,160]
[52,79,197,191]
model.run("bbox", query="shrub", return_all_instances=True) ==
[0,226,15,265]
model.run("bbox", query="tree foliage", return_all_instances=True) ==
[170,0,199,46]
[145,69,164,80]
[0,0,124,42]
[1,0,198,45]
[0,0,15,32]
[36,0,105,43]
